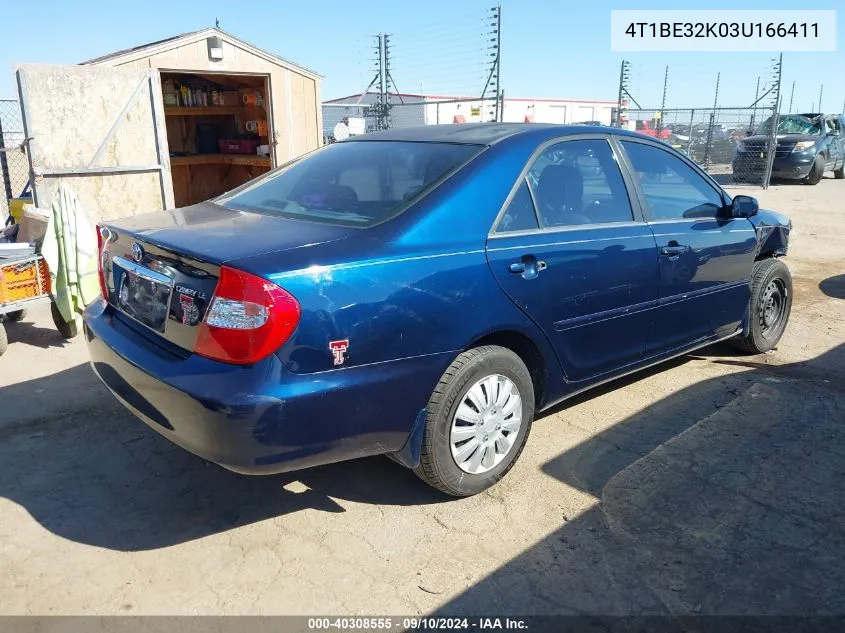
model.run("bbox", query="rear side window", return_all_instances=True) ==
[218,141,482,227]
[497,180,539,232]
[526,139,634,227]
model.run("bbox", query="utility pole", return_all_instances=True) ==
[762,53,783,190]
[657,65,668,134]
[703,72,720,170]
[788,80,795,113]
[615,60,632,127]
[377,34,386,130]
[481,5,502,122]
[751,76,760,132]
[818,84,823,111]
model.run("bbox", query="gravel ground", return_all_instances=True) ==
[1,177,843,616]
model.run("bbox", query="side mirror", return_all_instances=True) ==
[730,195,759,218]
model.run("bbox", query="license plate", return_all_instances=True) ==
[113,256,173,333]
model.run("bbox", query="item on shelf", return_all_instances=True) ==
[245,120,269,136]
[242,91,264,107]
[257,145,270,157]
[196,123,220,155]
[219,138,258,155]
[163,80,179,107]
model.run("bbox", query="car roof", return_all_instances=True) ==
[344,123,643,146]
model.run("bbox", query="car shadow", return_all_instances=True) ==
[820,274,845,300]
[434,343,845,615]
[0,364,446,552]
[2,318,70,350]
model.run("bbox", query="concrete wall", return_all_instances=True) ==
[107,35,321,164]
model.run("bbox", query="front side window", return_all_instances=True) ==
[620,141,725,221]
[525,139,634,227]
[218,141,482,227]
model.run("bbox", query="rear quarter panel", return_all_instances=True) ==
[231,133,565,401]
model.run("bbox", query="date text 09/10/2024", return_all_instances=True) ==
[307,617,528,630]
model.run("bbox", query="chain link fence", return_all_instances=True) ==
[622,106,780,187]
[0,99,30,222]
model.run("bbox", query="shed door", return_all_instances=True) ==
[16,64,174,221]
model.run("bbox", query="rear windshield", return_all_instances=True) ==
[216,140,482,227]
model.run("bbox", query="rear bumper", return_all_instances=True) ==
[83,300,451,474]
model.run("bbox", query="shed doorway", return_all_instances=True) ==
[161,71,273,207]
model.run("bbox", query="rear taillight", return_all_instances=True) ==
[194,266,301,365]
[96,224,108,300]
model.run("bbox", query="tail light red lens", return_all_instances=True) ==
[195,266,301,365]
[96,224,109,300]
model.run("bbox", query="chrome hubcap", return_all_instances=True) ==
[450,374,522,475]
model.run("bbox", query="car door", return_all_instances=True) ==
[486,136,659,382]
[826,116,845,169]
[617,138,758,357]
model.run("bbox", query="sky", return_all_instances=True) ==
[0,0,842,114]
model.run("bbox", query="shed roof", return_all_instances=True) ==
[81,27,322,80]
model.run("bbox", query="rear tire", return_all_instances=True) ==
[51,303,79,340]
[0,323,7,356]
[802,156,824,185]
[732,258,792,354]
[834,161,845,180]
[5,309,26,322]
[414,345,534,497]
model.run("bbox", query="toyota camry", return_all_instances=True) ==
[84,124,793,496]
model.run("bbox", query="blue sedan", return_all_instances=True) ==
[84,124,793,496]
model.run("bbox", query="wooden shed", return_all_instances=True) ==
[15,28,322,220]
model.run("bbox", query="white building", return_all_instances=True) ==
[323,92,617,139]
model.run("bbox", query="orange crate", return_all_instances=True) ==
[0,257,51,304]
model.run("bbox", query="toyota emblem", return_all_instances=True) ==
[131,243,144,263]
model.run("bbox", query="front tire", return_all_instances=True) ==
[732,258,792,354]
[802,155,824,185]
[415,345,535,497]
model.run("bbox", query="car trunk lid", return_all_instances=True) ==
[99,203,356,354]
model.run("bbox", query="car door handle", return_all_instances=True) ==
[509,256,547,279]
[660,245,688,256]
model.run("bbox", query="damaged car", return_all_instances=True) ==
[84,124,794,497]
[732,113,845,184]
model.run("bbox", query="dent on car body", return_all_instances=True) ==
[749,209,792,258]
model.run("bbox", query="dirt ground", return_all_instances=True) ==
[1,177,844,616]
